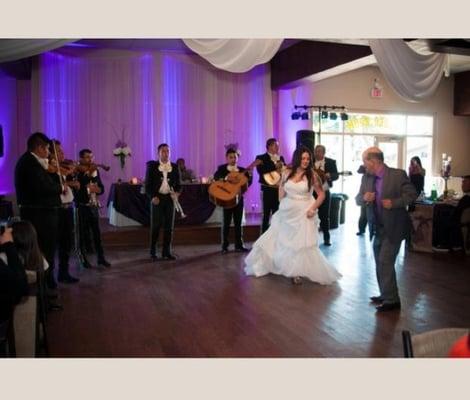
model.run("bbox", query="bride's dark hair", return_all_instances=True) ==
[287,146,314,191]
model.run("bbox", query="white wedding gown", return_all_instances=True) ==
[244,178,341,284]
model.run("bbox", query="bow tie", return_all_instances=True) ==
[158,163,172,173]
[227,165,239,172]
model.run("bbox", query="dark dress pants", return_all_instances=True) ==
[222,197,244,250]
[58,206,74,277]
[78,205,105,262]
[261,186,279,234]
[150,194,175,257]
[318,190,331,243]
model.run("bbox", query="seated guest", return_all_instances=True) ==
[408,156,426,195]
[452,175,470,249]
[213,148,253,254]
[0,226,29,355]
[437,175,470,251]
[176,158,196,183]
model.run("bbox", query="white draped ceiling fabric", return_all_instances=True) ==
[0,39,74,63]
[369,39,448,102]
[182,39,283,73]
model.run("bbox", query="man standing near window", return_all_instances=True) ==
[356,147,416,312]
[313,145,339,246]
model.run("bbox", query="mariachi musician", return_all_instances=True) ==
[213,147,253,254]
[75,148,111,268]
[145,143,182,261]
[255,138,286,233]
[49,140,80,283]
[14,132,62,291]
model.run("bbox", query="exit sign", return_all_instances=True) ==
[371,87,383,98]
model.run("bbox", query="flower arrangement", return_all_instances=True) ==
[441,153,452,198]
[441,153,452,179]
[113,140,132,169]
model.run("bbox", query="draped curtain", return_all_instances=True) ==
[0,39,74,63]
[182,39,283,73]
[369,39,448,102]
[30,47,275,213]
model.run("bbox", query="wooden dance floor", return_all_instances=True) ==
[46,219,470,357]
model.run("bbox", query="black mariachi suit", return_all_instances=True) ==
[213,164,253,250]
[255,152,286,233]
[314,157,339,244]
[15,152,62,289]
[75,169,106,263]
[145,160,181,257]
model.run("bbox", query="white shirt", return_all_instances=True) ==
[60,178,74,204]
[227,165,239,172]
[31,151,49,170]
[268,152,280,163]
[158,161,172,194]
[314,159,330,191]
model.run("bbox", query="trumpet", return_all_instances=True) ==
[170,188,186,219]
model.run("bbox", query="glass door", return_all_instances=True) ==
[375,136,404,169]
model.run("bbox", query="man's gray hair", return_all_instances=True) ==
[366,151,384,162]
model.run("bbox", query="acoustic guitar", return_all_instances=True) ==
[208,160,261,209]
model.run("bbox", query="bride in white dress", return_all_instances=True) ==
[244,146,341,285]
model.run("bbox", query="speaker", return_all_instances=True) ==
[0,124,3,157]
[296,130,315,153]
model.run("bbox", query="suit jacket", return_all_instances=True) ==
[145,160,181,200]
[213,164,253,189]
[356,165,417,243]
[316,157,339,188]
[14,152,62,208]
[255,152,285,185]
[75,169,105,205]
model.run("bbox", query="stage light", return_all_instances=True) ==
[340,113,349,121]
[291,111,301,120]
[329,112,337,120]
[321,110,329,119]
[301,111,309,120]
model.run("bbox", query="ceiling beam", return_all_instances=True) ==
[270,40,372,90]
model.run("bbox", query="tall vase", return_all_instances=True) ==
[443,177,449,199]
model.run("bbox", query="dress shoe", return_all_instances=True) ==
[323,241,332,246]
[235,246,249,253]
[82,259,93,269]
[150,254,159,261]
[221,248,229,254]
[292,276,302,285]
[98,258,111,268]
[369,295,383,304]
[376,302,401,312]
[162,254,177,260]
[58,274,80,284]
[356,231,365,236]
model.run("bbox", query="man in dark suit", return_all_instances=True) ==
[214,148,253,254]
[314,145,339,246]
[356,147,417,312]
[255,138,285,233]
[75,148,111,268]
[145,143,182,261]
[15,132,63,290]
[50,140,80,283]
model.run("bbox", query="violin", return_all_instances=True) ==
[76,163,111,174]
[47,159,80,176]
